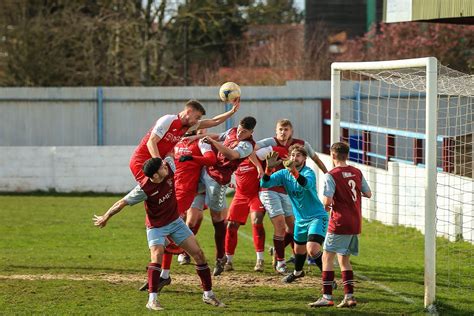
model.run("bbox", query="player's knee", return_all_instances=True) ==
[210,210,224,222]
[191,248,206,264]
[227,221,240,229]
[149,246,164,262]
[308,248,321,258]
[251,213,264,225]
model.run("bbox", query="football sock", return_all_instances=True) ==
[294,253,307,272]
[160,269,170,279]
[225,224,238,257]
[322,270,335,296]
[149,292,158,303]
[284,232,294,251]
[323,294,332,300]
[226,254,234,263]
[294,270,303,277]
[252,223,265,253]
[342,270,354,295]
[161,253,172,270]
[203,290,214,298]
[196,263,212,291]
[147,262,161,294]
[313,251,323,271]
[213,220,226,260]
[273,235,285,261]
[189,221,202,235]
[277,259,286,268]
[256,251,264,261]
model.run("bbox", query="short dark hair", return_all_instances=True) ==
[289,144,307,157]
[330,142,350,161]
[239,116,257,130]
[185,100,206,115]
[143,157,163,178]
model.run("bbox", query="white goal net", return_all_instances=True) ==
[330,58,473,309]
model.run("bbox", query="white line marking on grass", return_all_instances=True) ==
[354,272,415,304]
[204,216,415,304]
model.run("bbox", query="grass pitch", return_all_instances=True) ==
[0,194,473,315]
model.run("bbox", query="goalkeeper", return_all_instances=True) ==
[260,144,329,283]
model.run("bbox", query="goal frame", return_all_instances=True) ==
[330,57,438,308]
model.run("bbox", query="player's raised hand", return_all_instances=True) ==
[283,159,295,170]
[265,151,281,169]
[93,214,109,228]
[202,136,214,144]
[231,97,240,113]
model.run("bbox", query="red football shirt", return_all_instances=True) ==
[129,114,196,184]
[174,138,212,198]
[234,158,260,196]
[207,127,255,185]
[327,166,364,235]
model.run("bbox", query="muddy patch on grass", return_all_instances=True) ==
[0,271,322,288]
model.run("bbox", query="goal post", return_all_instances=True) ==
[330,57,438,308]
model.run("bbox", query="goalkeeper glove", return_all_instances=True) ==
[283,159,299,178]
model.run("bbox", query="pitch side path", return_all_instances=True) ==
[0,194,472,315]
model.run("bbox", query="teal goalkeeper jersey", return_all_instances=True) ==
[260,165,327,222]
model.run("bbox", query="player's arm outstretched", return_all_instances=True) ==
[179,140,217,166]
[311,154,328,174]
[304,141,328,174]
[93,198,129,228]
[93,185,147,228]
[197,98,240,129]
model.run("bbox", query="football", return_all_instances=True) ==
[219,82,241,102]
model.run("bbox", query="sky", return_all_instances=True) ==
[294,0,305,12]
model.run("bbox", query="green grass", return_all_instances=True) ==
[0,195,473,315]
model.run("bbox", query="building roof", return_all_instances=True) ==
[384,0,474,24]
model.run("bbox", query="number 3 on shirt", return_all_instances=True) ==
[348,179,357,202]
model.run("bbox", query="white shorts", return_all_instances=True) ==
[259,190,293,218]
[146,217,193,248]
[200,168,227,212]
[190,193,206,211]
[324,233,359,256]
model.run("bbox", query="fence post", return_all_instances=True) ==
[97,87,104,146]
[224,102,233,131]
[368,167,377,221]
[389,162,399,226]
[454,206,463,242]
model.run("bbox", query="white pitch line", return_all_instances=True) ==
[204,215,415,304]
[354,273,415,304]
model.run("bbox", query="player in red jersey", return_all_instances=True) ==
[200,116,257,276]
[129,99,239,185]
[158,129,216,283]
[223,152,266,273]
[256,119,328,274]
[93,157,225,311]
[309,142,371,309]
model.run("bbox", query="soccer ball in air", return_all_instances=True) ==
[219,82,241,102]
